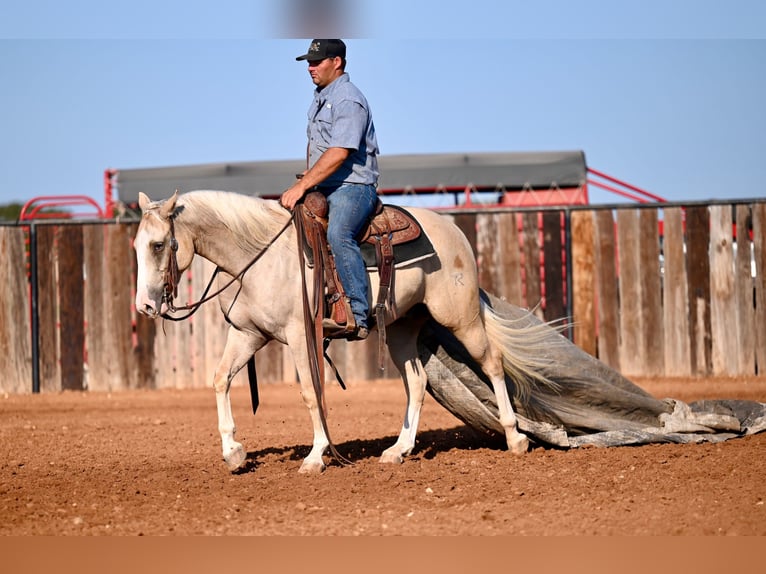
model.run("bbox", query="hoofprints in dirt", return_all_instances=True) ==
[418,291,766,448]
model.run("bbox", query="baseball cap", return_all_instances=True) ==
[295,39,346,61]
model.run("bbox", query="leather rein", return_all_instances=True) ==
[160,212,295,321]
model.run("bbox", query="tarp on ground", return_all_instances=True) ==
[419,292,766,448]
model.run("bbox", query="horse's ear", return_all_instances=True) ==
[138,192,151,212]
[159,190,179,219]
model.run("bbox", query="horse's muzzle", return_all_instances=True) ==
[135,289,167,318]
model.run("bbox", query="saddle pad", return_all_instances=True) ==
[361,225,435,268]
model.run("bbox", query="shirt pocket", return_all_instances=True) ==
[311,104,334,146]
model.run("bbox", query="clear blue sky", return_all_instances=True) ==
[1,1,764,208]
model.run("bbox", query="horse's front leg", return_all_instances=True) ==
[286,336,331,474]
[213,327,266,471]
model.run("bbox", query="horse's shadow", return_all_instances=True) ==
[236,425,505,474]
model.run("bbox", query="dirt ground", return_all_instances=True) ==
[2,377,765,536]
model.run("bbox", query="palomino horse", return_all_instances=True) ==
[134,190,555,473]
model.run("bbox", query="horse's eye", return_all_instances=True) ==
[152,242,164,253]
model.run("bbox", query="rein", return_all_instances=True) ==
[160,212,295,321]
[295,206,352,466]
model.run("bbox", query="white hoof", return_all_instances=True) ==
[508,433,529,455]
[224,443,247,471]
[298,459,326,474]
[379,448,405,465]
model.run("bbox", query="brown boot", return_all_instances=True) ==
[322,318,369,341]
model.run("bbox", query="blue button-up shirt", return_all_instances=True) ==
[307,73,379,188]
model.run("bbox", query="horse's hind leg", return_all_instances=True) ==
[380,319,429,464]
[450,321,529,455]
[213,327,265,471]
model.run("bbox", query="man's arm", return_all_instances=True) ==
[280,147,350,210]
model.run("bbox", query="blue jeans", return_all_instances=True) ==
[323,183,378,328]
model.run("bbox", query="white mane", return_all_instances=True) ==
[176,190,291,253]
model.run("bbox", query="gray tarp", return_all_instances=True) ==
[114,150,587,205]
[419,292,766,448]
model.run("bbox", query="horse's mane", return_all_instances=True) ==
[177,190,291,253]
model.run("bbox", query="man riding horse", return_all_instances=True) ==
[279,39,379,342]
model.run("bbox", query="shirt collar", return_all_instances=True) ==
[315,72,349,97]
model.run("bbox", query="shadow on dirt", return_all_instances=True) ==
[240,425,505,472]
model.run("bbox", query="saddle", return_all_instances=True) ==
[297,191,423,354]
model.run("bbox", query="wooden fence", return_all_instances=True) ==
[1,200,765,394]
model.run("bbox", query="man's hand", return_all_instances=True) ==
[279,183,307,211]
[279,147,350,210]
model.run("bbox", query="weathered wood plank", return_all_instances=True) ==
[521,212,543,317]
[709,205,738,375]
[542,211,565,322]
[593,210,620,370]
[571,210,596,356]
[474,212,524,306]
[735,204,755,375]
[639,208,664,376]
[502,213,524,306]
[104,224,138,389]
[685,206,712,376]
[751,204,766,376]
[0,227,32,393]
[36,226,60,392]
[617,209,642,376]
[662,207,691,376]
[134,313,157,388]
[83,225,110,391]
[57,225,85,391]
[153,320,178,389]
[476,212,499,295]
[476,212,524,305]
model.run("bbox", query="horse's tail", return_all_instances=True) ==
[479,290,567,400]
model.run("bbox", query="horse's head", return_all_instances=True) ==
[134,191,194,318]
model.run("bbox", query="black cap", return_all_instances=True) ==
[295,39,346,61]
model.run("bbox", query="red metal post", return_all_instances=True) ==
[104,168,118,218]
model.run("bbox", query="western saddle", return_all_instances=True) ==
[297,190,422,351]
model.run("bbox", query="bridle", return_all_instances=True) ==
[158,210,295,321]
[160,216,181,312]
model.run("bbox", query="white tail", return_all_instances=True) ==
[480,294,567,399]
